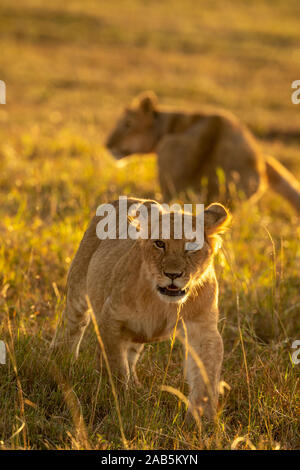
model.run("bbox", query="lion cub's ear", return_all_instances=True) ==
[132,91,158,114]
[204,203,231,235]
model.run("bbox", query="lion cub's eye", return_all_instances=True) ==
[154,240,165,249]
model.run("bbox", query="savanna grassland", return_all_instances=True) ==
[0,0,299,450]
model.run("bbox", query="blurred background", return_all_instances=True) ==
[0,0,299,450]
[1,0,300,151]
[1,0,300,210]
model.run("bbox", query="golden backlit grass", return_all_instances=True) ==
[0,0,299,450]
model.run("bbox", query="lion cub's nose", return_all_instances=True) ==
[164,271,183,280]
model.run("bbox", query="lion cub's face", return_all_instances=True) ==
[142,237,211,304]
[106,92,159,159]
[140,204,230,304]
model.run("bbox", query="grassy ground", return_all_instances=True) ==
[0,0,299,450]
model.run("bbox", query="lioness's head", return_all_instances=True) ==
[138,203,231,304]
[106,91,159,159]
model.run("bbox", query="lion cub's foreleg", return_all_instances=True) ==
[95,301,144,387]
[51,295,90,359]
[127,344,144,387]
[97,338,143,388]
[185,320,223,421]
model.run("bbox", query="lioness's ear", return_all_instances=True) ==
[204,203,231,235]
[132,91,158,113]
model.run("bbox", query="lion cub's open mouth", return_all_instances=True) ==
[157,284,188,298]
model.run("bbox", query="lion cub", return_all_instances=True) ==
[52,197,231,419]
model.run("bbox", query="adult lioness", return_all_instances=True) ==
[106,92,300,211]
[51,197,231,420]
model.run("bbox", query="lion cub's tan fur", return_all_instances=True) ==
[52,197,231,419]
[106,92,300,212]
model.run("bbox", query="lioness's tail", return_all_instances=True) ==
[264,155,300,213]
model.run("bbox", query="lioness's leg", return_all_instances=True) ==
[184,321,223,420]
[51,295,90,359]
[127,343,144,387]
